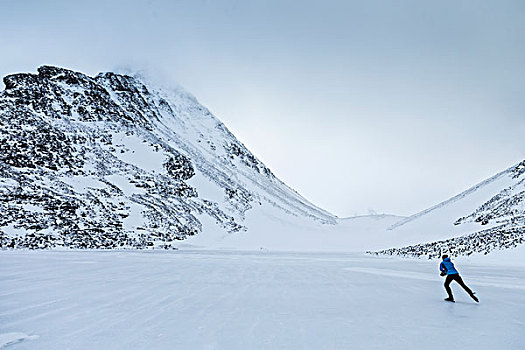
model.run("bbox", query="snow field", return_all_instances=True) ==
[1,250,524,349]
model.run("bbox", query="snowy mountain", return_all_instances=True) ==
[1,66,522,255]
[374,160,525,258]
[0,66,336,249]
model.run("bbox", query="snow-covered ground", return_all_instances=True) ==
[1,250,524,349]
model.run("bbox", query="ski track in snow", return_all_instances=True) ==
[0,333,38,349]
[1,251,524,350]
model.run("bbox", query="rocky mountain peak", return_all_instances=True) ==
[0,66,335,250]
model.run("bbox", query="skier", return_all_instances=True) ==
[439,254,479,303]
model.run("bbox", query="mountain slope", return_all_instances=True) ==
[374,160,525,257]
[0,66,335,249]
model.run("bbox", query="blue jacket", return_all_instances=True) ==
[440,258,459,275]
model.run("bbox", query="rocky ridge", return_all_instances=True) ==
[373,161,525,258]
[0,66,335,249]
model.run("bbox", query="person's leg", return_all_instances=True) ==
[453,275,473,295]
[444,275,454,300]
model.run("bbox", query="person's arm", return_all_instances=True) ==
[439,262,448,276]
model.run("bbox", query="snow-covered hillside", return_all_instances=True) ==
[0,66,335,250]
[0,66,523,256]
[374,161,525,257]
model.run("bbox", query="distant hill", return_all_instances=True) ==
[374,160,525,257]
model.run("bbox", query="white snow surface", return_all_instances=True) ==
[111,131,166,173]
[1,250,524,350]
[177,202,404,252]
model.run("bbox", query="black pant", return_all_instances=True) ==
[444,274,473,299]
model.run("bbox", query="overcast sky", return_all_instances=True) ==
[1,0,524,217]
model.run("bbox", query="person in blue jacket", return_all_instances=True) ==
[439,254,479,302]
